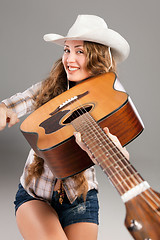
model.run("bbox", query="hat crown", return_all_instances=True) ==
[67,15,108,37]
[43,14,130,63]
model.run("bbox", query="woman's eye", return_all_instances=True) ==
[64,49,70,53]
[77,50,84,54]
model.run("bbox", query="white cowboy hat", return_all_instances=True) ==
[43,15,130,63]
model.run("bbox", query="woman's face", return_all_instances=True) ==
[62,40,91,82]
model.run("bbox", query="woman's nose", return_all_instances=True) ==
[67,52,76,63]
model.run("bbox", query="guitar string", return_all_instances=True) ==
[72,122,128,194]
[85,111,160,212]
[71,106,137,195]
[80,111,160,212]
[84,114,139,179]
[73,110,160,215]
[67,92,141,193]
[145,189,160,207]
[71,121,130,195]
[70,108,131,194]
[74,111,141,189]
[140,190,160,216]
[64,88,160,210]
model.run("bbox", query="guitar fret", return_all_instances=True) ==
[100,162,138,189]
[98,157,127,169]
[107,164,132,179]
[91,151,124,168]
[114,172,140,190]
[83,135,119,153]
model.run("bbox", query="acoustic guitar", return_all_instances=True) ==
[20,72,143,178]
[20,72,160,239]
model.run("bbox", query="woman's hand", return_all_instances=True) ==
[74,127,129,164]
[0,103,19,131]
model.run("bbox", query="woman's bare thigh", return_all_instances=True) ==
[16,200,68,240]
[64,222,98,240]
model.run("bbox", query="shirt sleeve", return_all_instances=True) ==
[1,81,42,118]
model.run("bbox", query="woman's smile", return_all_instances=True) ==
[67,65,80,72]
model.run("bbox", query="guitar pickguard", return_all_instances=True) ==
[39,110,69,134]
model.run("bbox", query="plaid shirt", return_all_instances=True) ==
[2,83,98,204]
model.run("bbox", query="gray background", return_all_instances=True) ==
[0,0,160,239]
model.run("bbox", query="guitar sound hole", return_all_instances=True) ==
[62,104,93,124]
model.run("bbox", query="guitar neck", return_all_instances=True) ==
[71,112,148,198]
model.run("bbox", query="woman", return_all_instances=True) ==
[0,15,130,239]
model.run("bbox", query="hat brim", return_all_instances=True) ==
[43,28,130,63]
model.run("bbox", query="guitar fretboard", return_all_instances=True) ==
[71,111,144,196]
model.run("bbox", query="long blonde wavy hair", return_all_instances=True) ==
[25,41,117,199]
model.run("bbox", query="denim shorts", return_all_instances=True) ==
[14,183,99,228]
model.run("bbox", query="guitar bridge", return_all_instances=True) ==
[50,91,89,115]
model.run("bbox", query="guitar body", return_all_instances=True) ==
[125,189,160,239]
[20,72,143,179]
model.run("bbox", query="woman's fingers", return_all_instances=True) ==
[0,103,19,130]
[0,109,7,131]
[7,109,19,128]
[103,127,129,160]
[103,127,121,147]
[74,132,97,164]
[74,132,88,152]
